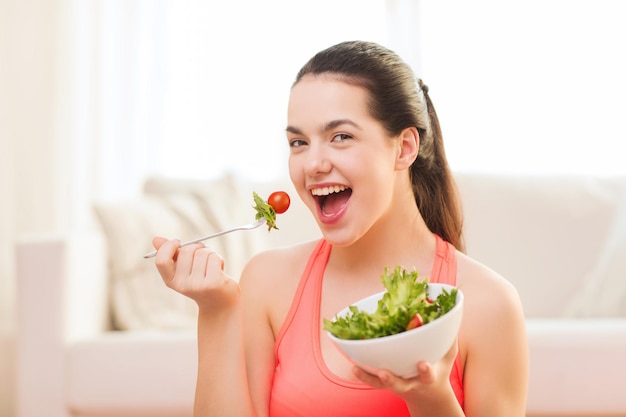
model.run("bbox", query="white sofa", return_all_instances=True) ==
[16,173,626,417]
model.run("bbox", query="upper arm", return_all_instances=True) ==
[461,269,529,417]
[238,244,310,417]
[239,253,280,417]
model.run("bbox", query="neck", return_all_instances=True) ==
[329,192,436,280]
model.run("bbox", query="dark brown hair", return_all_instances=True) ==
[294,40,465,252]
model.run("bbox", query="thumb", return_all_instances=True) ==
[152,236,169,250]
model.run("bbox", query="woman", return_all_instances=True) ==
[152,40,528,417]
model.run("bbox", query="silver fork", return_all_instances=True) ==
[143,218,266,259]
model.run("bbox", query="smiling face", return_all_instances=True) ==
[287,74,411,246]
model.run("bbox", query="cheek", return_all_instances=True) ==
[354,148,396,180]
[358,152,397,198]
[287,155,300,184]
[288,156,310,205]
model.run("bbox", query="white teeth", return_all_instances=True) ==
[311,185,347,196]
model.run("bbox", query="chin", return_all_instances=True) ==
[318,227,362,248]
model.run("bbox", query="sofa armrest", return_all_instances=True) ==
[526,318,626,415]
[16,233,108,417]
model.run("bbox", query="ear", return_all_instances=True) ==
[395,127,419,170]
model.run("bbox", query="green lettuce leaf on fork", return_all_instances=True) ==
[252,191,278,231]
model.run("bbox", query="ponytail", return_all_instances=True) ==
[411,88,465,252]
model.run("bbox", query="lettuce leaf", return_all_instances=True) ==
[323,266,458,340]
[252,191,278,231]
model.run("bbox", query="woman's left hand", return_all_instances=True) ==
[353,340,461,415]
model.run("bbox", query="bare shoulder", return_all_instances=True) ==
[455,251,524,317]
[455,250,527,355]
[239,240,320,334]
[239,240,319,291]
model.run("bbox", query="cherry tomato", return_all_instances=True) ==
[267,191,290,214]
[405,313,424,331]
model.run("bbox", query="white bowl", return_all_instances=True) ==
[326,283,464,378]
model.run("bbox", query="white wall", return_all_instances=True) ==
[417,0,626,177]
[0,0,70,415]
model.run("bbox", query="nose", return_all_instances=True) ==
[304,143,332,176]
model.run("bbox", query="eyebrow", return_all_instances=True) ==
[285,119,362,135]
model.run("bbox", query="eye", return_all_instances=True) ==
[288,138,308,148]
[332,133,353,142]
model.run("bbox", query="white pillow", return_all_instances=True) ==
[94,174,262,331]
[456,173,626,318]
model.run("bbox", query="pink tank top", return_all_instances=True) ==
[270,235,464,416]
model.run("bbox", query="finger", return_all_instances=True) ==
[414,340,458,385]
[352,366,386,389]
[174,243,207,278]
[416,360,435,384]
[353,366,411,391]
[374,369,406,390]
[154,238,181,281]
[190,247,215,278]
[363,367,430,397]
[207,250,225,271]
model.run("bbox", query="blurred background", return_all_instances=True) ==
[1,0,625,415]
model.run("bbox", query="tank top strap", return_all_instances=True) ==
[429,234,457,286]
[274,238,331,354]
[429,235,464,406]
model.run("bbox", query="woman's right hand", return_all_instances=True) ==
[151,237,241,313]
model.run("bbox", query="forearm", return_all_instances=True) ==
[193,306,256,417]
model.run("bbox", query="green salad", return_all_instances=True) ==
[323,266,458,340]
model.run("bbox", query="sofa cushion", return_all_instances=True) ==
[94,174,260,330]
[455,173,626,318]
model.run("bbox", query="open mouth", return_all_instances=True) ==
[311,185,352,217]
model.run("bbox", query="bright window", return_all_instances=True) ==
[85,0,626,191]
[157,1,388,181]
[417,0,626,176]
